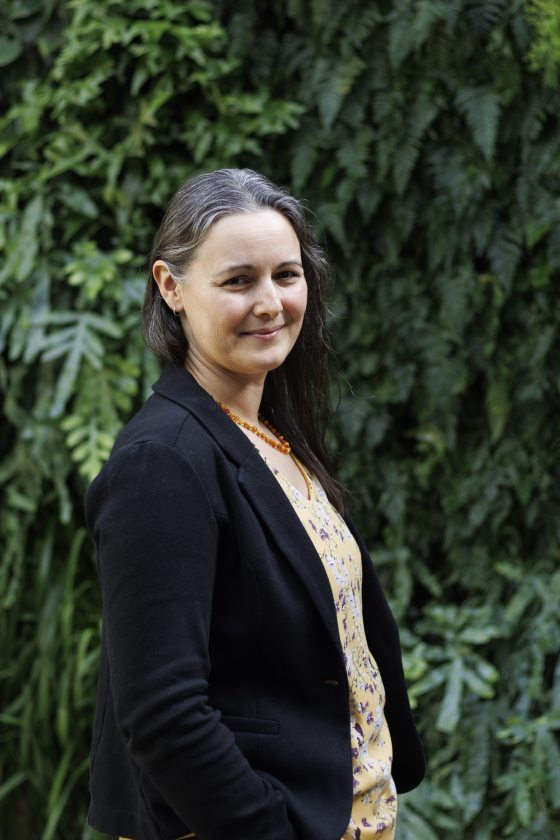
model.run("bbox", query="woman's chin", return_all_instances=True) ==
[234,350,291,376]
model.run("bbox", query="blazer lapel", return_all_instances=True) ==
[238,448,343,656]
[152,363,343,656]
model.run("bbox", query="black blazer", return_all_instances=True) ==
[85,363,424,840]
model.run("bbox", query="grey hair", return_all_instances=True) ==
[151,170,267,281]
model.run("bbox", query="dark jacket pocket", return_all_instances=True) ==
[220,714,280,735]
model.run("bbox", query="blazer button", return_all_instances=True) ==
[322,679,339,686]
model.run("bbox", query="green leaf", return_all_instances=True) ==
[57,185,99,219]
[462,665,495,699]
[485,373,510,442]
[0,194,43,285]
[0,771,27,802]
[0,37,23,67]
[514,780,532,827]
[437,658,464,733]
[526,221,551,249]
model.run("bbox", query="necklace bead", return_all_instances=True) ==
[218,403,291,455]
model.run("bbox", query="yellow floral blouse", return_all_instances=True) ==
[262,453,398,840]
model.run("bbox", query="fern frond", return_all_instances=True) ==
[35,313,123,418]
[393,94,440,196]
[388,0,449,69]
[61,355,140,479]
[455,86,502,160]
[488,228,523,292]
[466,0,509,37]
[312,55,366,130]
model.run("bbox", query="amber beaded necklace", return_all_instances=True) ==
[218,402,291,455]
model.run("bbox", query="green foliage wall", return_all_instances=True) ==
[1,0,559,837]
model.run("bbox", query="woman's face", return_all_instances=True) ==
[166,210,308,383]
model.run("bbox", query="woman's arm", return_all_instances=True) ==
[86,439,295,840]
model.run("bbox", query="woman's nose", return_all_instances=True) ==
[253,277,283,317]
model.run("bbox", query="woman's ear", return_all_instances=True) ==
[152,260,184,315]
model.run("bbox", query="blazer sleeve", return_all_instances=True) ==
[85,439,295,840]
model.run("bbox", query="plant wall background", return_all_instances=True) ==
[1,1,559,838]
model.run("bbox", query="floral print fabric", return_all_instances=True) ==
[262,454,397,840]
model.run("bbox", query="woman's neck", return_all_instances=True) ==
[185,357,265,425]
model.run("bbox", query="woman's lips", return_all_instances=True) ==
[242,325,285,337]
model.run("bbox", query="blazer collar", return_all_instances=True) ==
[152,362,343,656]
[151,362,256,465]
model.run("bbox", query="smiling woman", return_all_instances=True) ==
[84,169,425,840]
[153,209,308,386]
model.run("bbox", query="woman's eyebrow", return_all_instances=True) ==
[276,260,303,270]
[212,263,253,277]
[212,259,303,278]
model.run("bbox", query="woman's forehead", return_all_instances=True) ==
[197,210,301,267]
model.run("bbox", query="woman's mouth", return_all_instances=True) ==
[242,325,285,338]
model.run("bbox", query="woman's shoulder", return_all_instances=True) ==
[104,390,226,486]
[108,363,229,461]
[111,390,199,454]
[84,394,231,537]
[84,363,259,524]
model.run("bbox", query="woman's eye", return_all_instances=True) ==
[223,276,249,287]
[275,270,299,280]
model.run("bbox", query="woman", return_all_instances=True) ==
[85,168,424,840]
